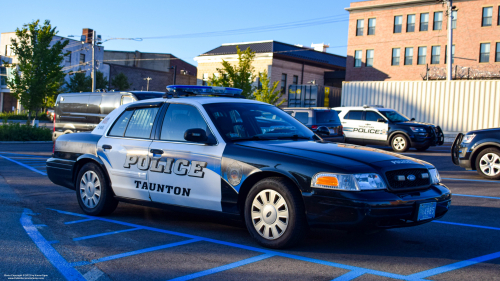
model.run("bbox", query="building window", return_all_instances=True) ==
[65,53,71,63]
[405,47,413,65]
[366,50,374,67]
[354,50,362,67]
[452,11,457,29]
[418,47,427,65]
[281,74,287,93]
[394,16,403,33]
[392,48,400,66]
[79,54,85,64]
[498,6,500,25]
[496,43,500,62]
[431,46,441,64]
[480,43,490,63]
[482,7,493,27]
[368,18,376,35]
[202,73,208,86]
[0,67,6,86]
[292,75,298,85]
[433,12,443,30]
[420,13,429,31]
[445,45,455,64]
[407,15,416,32]
[356,19,364,36]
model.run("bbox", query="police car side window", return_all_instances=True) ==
[160,104,209,142]
[294,112,309,124]
[365,111,383,122]
[124,107,160,138]
[345,111,364,120]
[108,110,133,137]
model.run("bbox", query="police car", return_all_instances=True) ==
[46,86,451,249]
[333,106,444,152]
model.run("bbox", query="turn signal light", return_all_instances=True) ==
[315,176,339,187]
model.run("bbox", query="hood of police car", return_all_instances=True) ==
[395,121,436,127]
[235,140,433,168]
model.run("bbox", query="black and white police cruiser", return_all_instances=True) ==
[47,86,451,248]
[333,106,445,152]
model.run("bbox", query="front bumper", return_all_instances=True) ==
[304,184,451,229]
[409,126,444,148]
[451,133,473,170]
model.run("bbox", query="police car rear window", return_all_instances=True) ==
[345,111,363,120]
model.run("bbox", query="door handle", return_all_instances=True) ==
[102,144,112,150]
[150,149,164,155]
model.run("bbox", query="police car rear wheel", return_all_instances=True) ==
[391,134,409,152]
[76,162,118,216]
[244,177,307,249]
[476,148,500,180]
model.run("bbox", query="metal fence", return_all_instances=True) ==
[341,80,500,133]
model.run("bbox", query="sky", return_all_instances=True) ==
[2,0,365,66]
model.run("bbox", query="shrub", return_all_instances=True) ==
[0,112,50,121]
[0,123,52,141]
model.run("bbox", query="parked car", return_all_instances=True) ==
[452,128,500,180]
[282,107,344,142]
[46,109,55,122]
[333,106,444,152]
[47,85,450,249]
[52,91,165,141]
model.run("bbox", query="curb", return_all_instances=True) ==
[0,141,53,144]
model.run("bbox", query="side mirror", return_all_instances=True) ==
[184,128,208,143]
[316,126,330,136]
[377,118,386,123]
[411,118,415,121]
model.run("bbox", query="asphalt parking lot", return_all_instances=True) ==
[0,143,499,281]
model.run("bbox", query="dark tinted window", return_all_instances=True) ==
[109,110,133,137]
[365,111,383,122]
[315,110,340,123]
[124,107,159,138]
[160,104,208,142]
[345,111,364,120]
[379,110,409,122]
[131,92,165,100]
[294,112,309,124]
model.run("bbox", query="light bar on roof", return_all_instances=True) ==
[166,85,243,96]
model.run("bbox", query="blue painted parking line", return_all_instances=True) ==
[21,209,86,281]
[0,152,49,157]
[73,227,142,241]
[408,251,500,279]
[70,238,201,267]
[33,224,46,227]
[64,218,95,225]
[432,220,500,231]
[168,253,274,281]
[0,155,47,175]
[442,177,498,183]
[331,270,366,281]
[454,194,500,200]
[48,240,59,244]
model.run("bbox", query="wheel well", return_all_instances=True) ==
[73,158,112,193]
[389,132,410,146]
[237,171,303,215]
[470,145,500,170]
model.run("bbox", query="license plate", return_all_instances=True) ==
[417,202,436,221]
[329,129,336,134]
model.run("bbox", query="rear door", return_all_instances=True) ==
[342,110,365,144]
[98,102,163,201]
[363,110,389,143]
[147,103,225,211]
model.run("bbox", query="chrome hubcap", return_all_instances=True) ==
[251,189,289,240]
[393,137,406,150]
[80,171,101,208]
[479,153,500,176]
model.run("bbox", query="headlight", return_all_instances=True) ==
[428,168,441,184]
[410,127,426,133]
[312,173,387,191]
[462,134,476,144]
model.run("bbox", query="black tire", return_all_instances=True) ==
[416,145,430,152]
[244,177,307,249]
[391,134,410,152]
[475,148,500,180]
[76,162,118,216]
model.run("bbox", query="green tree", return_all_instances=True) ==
[96,71,109,91]
[208,46,256,99]
[253,70,285,106]
[111,72,131,91]
[5,20,69,122]
[65,71,91,92]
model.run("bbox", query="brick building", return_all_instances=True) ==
[194,41,346,106]
[345,0,500,81]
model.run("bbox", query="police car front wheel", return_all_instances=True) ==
[76,162,118,216]
[391,134,409,152]
[244,177,307,249]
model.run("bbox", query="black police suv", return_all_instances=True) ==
[452,127,500,180]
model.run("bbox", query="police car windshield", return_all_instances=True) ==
[203,103,316,142]
[379,110,410,122]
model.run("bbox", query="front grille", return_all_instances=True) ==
[385,169,430,189]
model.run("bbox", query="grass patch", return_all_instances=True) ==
[0,123,52,141]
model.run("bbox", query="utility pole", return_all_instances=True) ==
[91,30,96,92]
[445,0,454,81]
[144,77,152,91]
